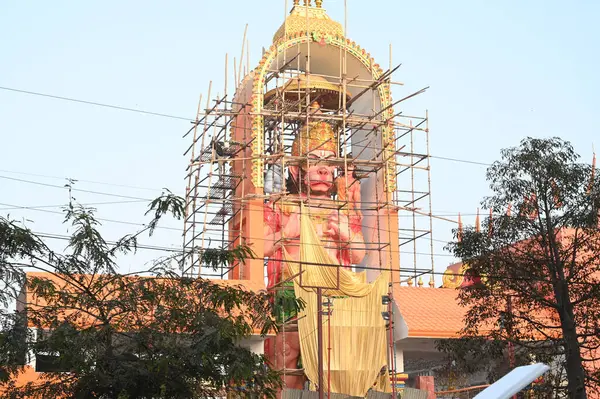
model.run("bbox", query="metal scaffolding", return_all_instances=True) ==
[181,74,435,284]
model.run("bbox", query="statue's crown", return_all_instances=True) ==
[291,121,337,157]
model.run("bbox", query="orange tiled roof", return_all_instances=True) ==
[394,285,565,341]
[24,271,265,303]
[394,287,466,338]
[0,367,44,395]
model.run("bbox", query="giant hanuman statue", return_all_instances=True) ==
[223,0,404,397]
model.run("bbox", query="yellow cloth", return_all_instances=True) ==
[285,210,374,297]
[284,204,391,397]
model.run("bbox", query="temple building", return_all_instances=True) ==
[180,1,442,397]
[5,1,470,398]
[5,2,600,398]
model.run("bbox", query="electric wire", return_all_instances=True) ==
[0,202,181,232]
[1,85,492,168]
[0,86,194,122]
[0,196,460,247]
[17,233,599,287]
[430,155,491,167]
[0,175,153,201]
[0,173,493,225]
[0,200,148,212]
[0,168,167,193]
[33,231,182,253]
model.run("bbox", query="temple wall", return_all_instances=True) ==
[239,336,266,356]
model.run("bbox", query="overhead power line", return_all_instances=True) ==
[430,155,491,167]
[0,86,493,168]
[33,230,457,258]
[0,171,495,243]
[0,202,181,232]
[35,231,182,253]
[0,86,194,122]
[18,235,598,287]
[0,173,483,220]
[0,175,152,201]
[0,200,457,247]
[0,168,166,193]
[0,200,148,212]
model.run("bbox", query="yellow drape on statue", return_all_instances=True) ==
[284,205,391,397]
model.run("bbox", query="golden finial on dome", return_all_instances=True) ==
[273,0,343,42]
[418,276,424,287]
[407,277,413,287]
[429,277,435,288]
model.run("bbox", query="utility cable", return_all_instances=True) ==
[0,173,494,225]
[21,234,598,287]
[0,200,148,212]
[25,227,457,258]
[430,155,491,167]
[0,196,459,243]
[33,231,182,253]
[0,175,152,201]
[0,202,181,232]
[2,86,492,168]
[0,86,194,122]
[0,168,166,193]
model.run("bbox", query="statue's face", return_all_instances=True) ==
[302,149,336,196]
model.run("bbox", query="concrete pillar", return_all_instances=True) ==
[415,376,436,399]
[394,345,404,372]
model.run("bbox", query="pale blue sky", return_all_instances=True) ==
[1,0,598,278]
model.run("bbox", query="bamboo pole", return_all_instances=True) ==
[238,24,248,86]
[224,53,228,101]
[233,57,238,89]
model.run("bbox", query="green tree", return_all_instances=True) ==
[0,212,46,386]
[441,138,600,398]
[0,191,285,399]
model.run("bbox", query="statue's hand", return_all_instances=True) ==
[326,212,351,243]
[282,213,301,241]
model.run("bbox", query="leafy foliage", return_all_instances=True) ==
[201,244,256,272]
[0,190,285,399]
[440,138,600,398]
[0,216,45,386]
[0,216,44,308]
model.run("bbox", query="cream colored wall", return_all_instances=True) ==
[238,336,266,355]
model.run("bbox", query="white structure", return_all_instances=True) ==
[474,364,550,399]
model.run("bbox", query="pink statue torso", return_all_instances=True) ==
[264,200,363,289]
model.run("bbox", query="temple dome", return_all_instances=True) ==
[273,2,344,43]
